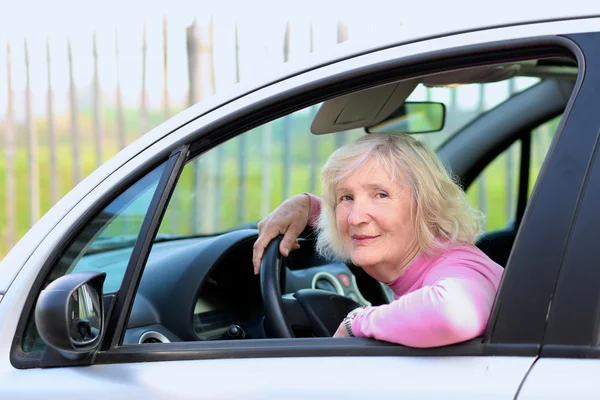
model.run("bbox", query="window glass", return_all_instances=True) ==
[409,78,540,149]
[466,115,561,232]
[467,141,521,232]
[50,163,166,293]
[529,115,561,195]
[21,162,166,353]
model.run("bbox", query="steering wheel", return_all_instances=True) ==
[260,235,361,338]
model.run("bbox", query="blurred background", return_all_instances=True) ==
[0,0,556,258]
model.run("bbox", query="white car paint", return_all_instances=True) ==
[1,11,599,399]
[517,358,600,399]
[1,356,535,399]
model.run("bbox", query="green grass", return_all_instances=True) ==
[0,110,558,259]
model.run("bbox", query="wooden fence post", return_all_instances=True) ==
[46,38,59,205]
[68,39,82,184]
[115,30,126,150]
[93,32,103,167]
[260,28,272,218]
[282,22,292,201]
[234,22,246,225]
[25,39,40,227]
[162,16,180,234]
[187,18,215,233]
[5,42,16,247]
[162,16,170,120]
[140,23,148,137]
[309,23,319,195]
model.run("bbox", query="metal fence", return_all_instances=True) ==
[0,18,553,258]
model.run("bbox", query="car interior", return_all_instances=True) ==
[20,55,579,353]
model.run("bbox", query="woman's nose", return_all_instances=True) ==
[347,201,370,226]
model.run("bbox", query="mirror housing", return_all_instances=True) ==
[366,101,445,134]
[35,271,106,360]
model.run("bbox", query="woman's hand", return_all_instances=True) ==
[333,321,350,338]
[252,194,311,274]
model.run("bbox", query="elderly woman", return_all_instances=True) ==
[252,133,503,347]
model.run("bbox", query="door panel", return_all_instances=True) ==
[517,359,600,399]
[1,356,534,399]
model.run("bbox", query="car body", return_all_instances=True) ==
[2,9,600,399]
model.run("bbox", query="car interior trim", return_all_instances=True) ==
[138,331,171,345]
[94,337,494,365]
[516,133,532,226]
[349,274,374,306]
[311,272,345,296]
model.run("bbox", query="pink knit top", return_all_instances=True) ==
[306,193,503,347]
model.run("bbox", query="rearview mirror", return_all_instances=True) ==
[35,271,106,360]
[366,101,445,134]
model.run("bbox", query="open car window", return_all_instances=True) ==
[128,59,572,343]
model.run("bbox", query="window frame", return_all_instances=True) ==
[486,32,600,349]
[537,35,600,357]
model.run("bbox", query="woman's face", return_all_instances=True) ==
[335,159,419,283]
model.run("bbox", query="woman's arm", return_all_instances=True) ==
[350,267,498,347]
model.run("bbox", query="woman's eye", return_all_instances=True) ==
[339,195,353,202]
[376,192,388,199]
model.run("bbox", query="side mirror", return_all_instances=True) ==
[35,271,106,360]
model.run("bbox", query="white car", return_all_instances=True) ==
[2,9,600,399]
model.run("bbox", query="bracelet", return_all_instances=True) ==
[344,306,364,337]
[344,317,355,337]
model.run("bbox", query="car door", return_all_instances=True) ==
[2,19,600,400]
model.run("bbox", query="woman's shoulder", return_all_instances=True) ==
[424,241,504,284]
[438,241,493,261]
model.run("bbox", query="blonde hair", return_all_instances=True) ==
[315,133,483,262]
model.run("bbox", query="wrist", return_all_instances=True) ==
[344,306,365,337]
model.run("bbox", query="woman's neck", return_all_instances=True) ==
[383,242,422,285]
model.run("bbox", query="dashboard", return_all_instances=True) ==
[122,229,376,344]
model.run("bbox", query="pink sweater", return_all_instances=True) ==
[306,193,503,347]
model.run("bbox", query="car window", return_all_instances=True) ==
[130,81,555,342]
[466,115,561,232]
[21,162,166,353]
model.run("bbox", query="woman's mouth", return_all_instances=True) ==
[351,235,379,246]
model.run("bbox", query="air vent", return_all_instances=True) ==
[139,331,170,344]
